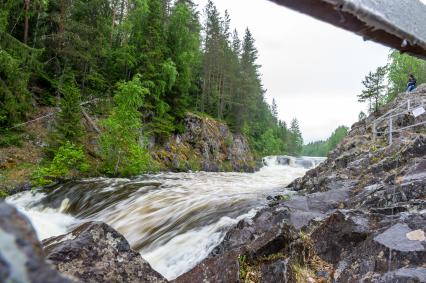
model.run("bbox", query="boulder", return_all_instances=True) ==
[0,201,75,283]
[43,221,167,283]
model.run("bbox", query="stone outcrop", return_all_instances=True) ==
[0,201,75,283]
[0,200,167,283]
[175,86,426,282]
[152,113,256,172]
[42,222,168,283]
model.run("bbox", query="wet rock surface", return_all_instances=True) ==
[42,221,167,283]
[152,113,256,172]
[0,201,75,283]
[176,87,426,282]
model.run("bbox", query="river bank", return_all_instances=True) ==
[175,86,426,282]
[0,112,257,197]
[6,156,319,280]
[1,87,425,282]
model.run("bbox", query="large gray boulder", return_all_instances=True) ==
[43,221,168,283]
[0,201,75,283]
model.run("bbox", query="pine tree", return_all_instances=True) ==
[288,118,303,156]
[271,99,278,121]
[358,66,387,113]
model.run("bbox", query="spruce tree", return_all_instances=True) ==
[133,0,176,137]
[166,0,201,131]
[288,118,303,156]
[49,73,84,152]
[358,66,387,113]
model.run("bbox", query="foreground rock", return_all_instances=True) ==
[0,201,75,283]
[43,222,168,283]
[175,86,426,282]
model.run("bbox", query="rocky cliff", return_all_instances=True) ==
[0,112,256,195]
[175,86,426,282]
[152,113,256,172]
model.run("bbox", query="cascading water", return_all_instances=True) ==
[6,156,324,280]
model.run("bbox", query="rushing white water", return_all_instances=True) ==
[6,156,323,280]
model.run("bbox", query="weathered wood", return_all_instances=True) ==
[81,108,101,134]
[8,98,102,130]
[268,0,426,59]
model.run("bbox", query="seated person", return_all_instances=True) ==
[406,74,417,92]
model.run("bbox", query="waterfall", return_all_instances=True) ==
[6,156,324,280]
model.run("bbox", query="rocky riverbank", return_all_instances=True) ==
[0,201,169,283]
[174,86,426,282]
[0,112,256,196]
[1,87,425,283]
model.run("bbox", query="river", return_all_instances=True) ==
[6,156,324,280]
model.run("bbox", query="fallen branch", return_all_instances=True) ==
[81,108,101,134]
[7,98,103,130]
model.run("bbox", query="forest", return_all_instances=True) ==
[304,50,426,157]
[0,0,304,180]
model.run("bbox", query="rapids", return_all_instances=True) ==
[6,156,324,280]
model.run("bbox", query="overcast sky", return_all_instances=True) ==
[192,0,398,143]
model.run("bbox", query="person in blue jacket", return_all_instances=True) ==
[406,74,417,92]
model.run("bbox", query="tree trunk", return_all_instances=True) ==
[24,0,30,44]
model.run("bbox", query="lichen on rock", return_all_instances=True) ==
[152,113,256,173]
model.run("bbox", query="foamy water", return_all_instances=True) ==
[6,156,323,280]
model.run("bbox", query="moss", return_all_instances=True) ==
[279,194,292,201]
[238,255,261,283]
[238,255,248,280]
[0,189,9,199]
[0,162,37,193]
[260,252,286,262]
[186,156,202,171]
[291,263,316,283]
[219,161,233,172]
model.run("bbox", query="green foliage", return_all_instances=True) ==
[387,50,426,101]
[1,0,311,176]
[238,255,248,280]
[0,130,22,147]
[303,126,349,157]
[0,189,8,199]
[166,1,201,126]
[359,50,426,111]
[32,142,89,187]
[99,75,152,176]
[258,128,282,156]
[287,119,304,156]
[358,65,388,113]
[0,47,31,128]
[49,74,84,150]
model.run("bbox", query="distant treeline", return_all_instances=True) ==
[302,126,349,157]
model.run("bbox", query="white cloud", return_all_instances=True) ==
[193,0,390,142]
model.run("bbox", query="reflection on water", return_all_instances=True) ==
[7,156,324,280]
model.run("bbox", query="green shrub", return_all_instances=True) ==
[32,142,89,187]
[0,131,22,147]
[99,75,152,176]
[0,190,8,199]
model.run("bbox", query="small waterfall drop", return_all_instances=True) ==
[6,156,324,280]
